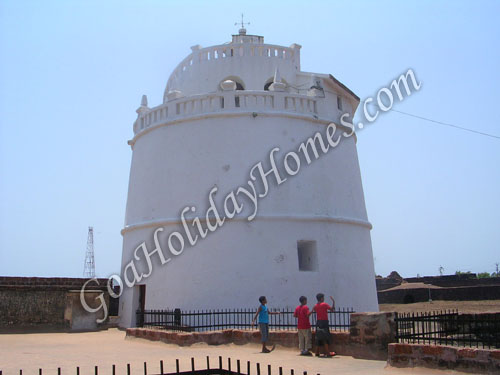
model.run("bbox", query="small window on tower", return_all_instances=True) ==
[337,96,343,111]
[297,240,318,272]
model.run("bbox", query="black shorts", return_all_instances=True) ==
[315,320,331,345]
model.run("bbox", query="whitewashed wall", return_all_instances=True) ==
[119,34,377,328]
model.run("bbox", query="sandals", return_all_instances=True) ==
[262,345,276,353]
[316,351,336,358]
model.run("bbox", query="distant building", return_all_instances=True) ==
[119,29,378,328]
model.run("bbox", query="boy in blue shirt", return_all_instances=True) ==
[252,296,280,353]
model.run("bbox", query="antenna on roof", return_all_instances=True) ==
[235,13,250,35]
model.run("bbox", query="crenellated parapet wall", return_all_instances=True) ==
[166,41,301,96]
[131,33,358,149]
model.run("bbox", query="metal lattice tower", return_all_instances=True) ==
[83,226,96,278]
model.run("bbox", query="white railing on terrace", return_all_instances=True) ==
[166,43,299,91]
[133,91,317,135]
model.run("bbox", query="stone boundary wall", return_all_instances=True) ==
[349,312,396,360]
[0,277,110,329]
[0,289,67,327]
[127,312,396,361]
[376,279,401,291]
[405,276,500,288]
[376,274,500,292]
[127,328,358,354]
[0,276,109,291]
[65,291,109,331]
[378,285,500,304]
[388,343,500,374]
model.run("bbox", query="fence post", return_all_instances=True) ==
[469,314,472,348]
[127,364,130,375]
[160,361,163,375]
[495,313,498,349]
[144,362,147,375]
[174,308,181,327]
[176,359,179,373]
[394,312,399,343]
[113,364,116,375]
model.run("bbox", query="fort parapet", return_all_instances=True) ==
[0,276,112,331]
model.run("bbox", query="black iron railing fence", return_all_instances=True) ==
[2,356,316,375]
[395,310,500,349]
[136,307,354,332]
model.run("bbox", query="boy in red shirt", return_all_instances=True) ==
[312,293,336,358]
[294,296,312,356]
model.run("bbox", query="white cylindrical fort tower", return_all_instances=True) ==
[119,30,378,328]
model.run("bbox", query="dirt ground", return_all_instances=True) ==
[2,301,497,375]
[0,329,466,375]
[379,300,500,313]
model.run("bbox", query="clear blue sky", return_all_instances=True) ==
[1,0,499,279]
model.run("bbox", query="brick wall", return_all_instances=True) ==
[127,328,353,352]
[126,312,397,361]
